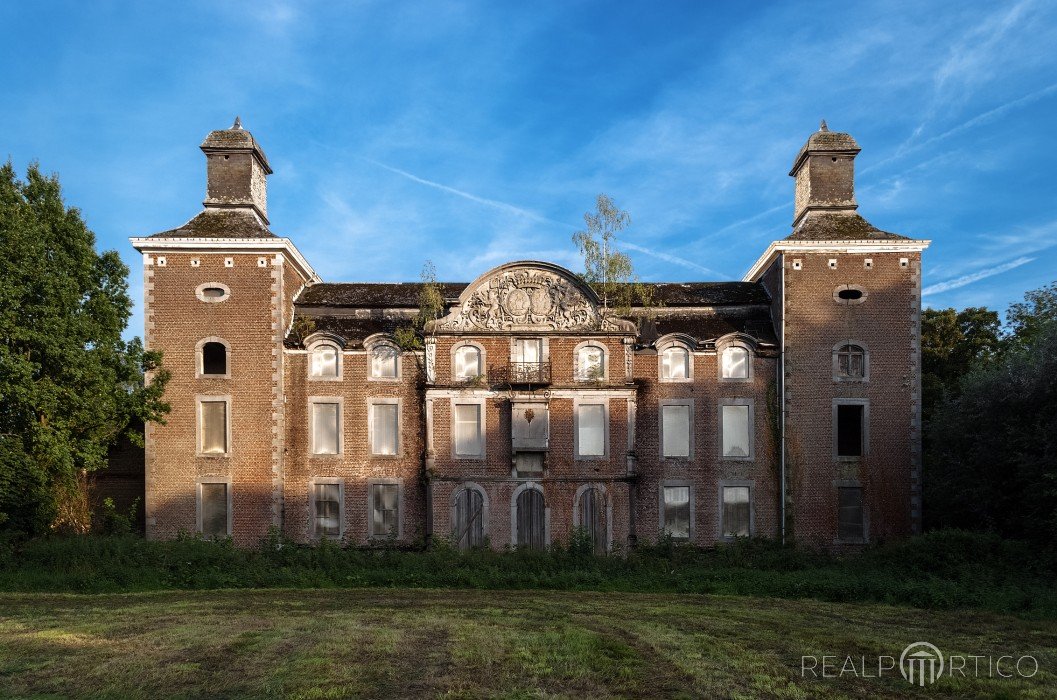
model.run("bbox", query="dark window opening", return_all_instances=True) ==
[838,487,864,541]
[202,342,227,375]
[201,287,226,299]
[837,288,864,301]
[836,404,864,457]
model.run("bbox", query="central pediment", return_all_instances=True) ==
[431,261,631,333]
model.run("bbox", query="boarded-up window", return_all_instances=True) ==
[836,344,865,379]
[662,404,691,457]
[371,483,399,537]
[721,346,749,379]
[836,404,864,457]
[721,404,750,458]
[662,486,690,539]
[722,486,750,538]
[577,488,606,553]
[201,342,227,375]
[512,402,548,450]
[453,487,484,549]
[371,345,399,378]
[314,483,340,536]
[661,346,689,380]
[200,400,227,454]
[577,404,605,457]
[515,452,544,477]
[200,482,228,536]
[311,402,340,455]
[577,346,604,380]
[516,488,545,549]
[454,403,483,457]
[310,344,338,377]
[454,346,481,379]
[371,403,398,455]
[838,487,864,541]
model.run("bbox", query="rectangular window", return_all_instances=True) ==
[371,402,398,456]
[514,338,541,363]
[311,402,340,455]
[722,486,751,538]
[661,404,691,458]
[200,400,227,455]
[454,403,483,457]
[662,486,690,539]
[370,483,399,537]
[371,347,398,378]
[721,404,750,458]
[838,487,864,541]
[836,404,864,457]
[577,403,606,457]
[314,482,341,537]
[200,482,228,536]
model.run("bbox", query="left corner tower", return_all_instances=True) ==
[131,118,318,545]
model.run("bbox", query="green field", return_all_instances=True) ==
[1,589,1054,699]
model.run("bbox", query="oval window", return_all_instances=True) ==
[837,288,863,301]
[201,287,226,299]
[834,285,867,306]
[196,283,231,303]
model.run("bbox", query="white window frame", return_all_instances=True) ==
[367,478,404,539]
[450,341,486,382]
[368,398,402,457]
[573,340,608,382]
[718,398,754,461]
[657,340,693,383]
[451,398,486,460]
[659,480,694,541]
[832,341,870,383]
[307,339,343,381]
[366,338,402,382]
[718,480,755,540]
[509,337,549,364]
[196,477,232,536]
[659,399,694,459]
[573,398,610,460]
[196,336,231,379]
[833,398,870,461]
[717,339,753,382]
[308,396,343,456]
[195,282,231,303]
[196,395,231,457]
[309,477,344,539]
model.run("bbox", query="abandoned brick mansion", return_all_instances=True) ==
[129,119,929,550]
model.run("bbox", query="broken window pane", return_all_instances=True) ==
[578,404,605,457]
[372,403,398,455]
[721,346,749,379]
[836,404,864,457]
[200,482,228,536]
[314,483,340,536]
[722,486,750,537]
[663,486,690,539]
[454,403,482,456]
[721,404,750,458]
[200,401,227,454]
[312,402,339,455]
[661,404,690,457]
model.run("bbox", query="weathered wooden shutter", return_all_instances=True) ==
[453,488,484,549]
[516,489,545,549]
[578,488,606,553]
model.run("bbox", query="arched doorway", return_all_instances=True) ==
[576,486,607,553]
[515,488,546,549]
[452,486,485,549]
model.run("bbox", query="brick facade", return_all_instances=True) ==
[131,120,928,550]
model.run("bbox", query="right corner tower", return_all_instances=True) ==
[745,123,930,548]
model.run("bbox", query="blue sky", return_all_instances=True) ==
[2,1,1056,339]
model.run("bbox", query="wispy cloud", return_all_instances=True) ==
[923,256,1035,296]
[618,242,722,277]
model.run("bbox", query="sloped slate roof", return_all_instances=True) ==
[786,213,909,242]
[200,126,272,172]
[639,307,778,347]
[148,209,277,239]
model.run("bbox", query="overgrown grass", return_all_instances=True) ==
[1,529,1054,618]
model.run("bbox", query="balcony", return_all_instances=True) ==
[493,361,551,386]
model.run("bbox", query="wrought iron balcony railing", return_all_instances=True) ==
[494,361,551,385]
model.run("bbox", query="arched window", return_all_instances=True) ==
[309,343,340,378]
[576,486,607,553]
[575,344,605,381]
[201,342,227,376]
[720,345,750,379]
[452,486,485,549]
[454,345,482,380]
[370,344,400,379]
[834,343,867,381]
[515,488,545,550]
[660,345,690,381]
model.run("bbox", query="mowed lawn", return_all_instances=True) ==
[1,589,1055,699]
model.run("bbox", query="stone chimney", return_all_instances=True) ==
[789,121,861,227]
[200,117,273,224]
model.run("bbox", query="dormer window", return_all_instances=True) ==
[309,343,339,379]
[720,345,750,380]
[370,343,400,379]
[659,345,691,381]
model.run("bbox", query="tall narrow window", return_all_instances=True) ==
[721,346,749,379]
[838,487,864,541]
[314,482,341,537]
[577,403,606,457]
[200,482,228,536]
[836,404,864,457]
[310,344,339,378]
[371,402,399,456]
[199,400,227,455]
[515,488,545,549]
[201,342,227,376]
[836,344,866,380]
[311,402,340,455]
[454,345,482,380]
[721,404,751,458]
[660,346,689,380]
[662,486,690,539]
[722,486,751,538]
[370,483,399,537]
[661,404,691,458]
[453,487,485,549]
[453,403,483,457]
[371,345,399,379]
[514,338,541,364]
[576,346,604,381]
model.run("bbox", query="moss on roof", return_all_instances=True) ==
[148,209,277,239]
[786,213,909,241]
